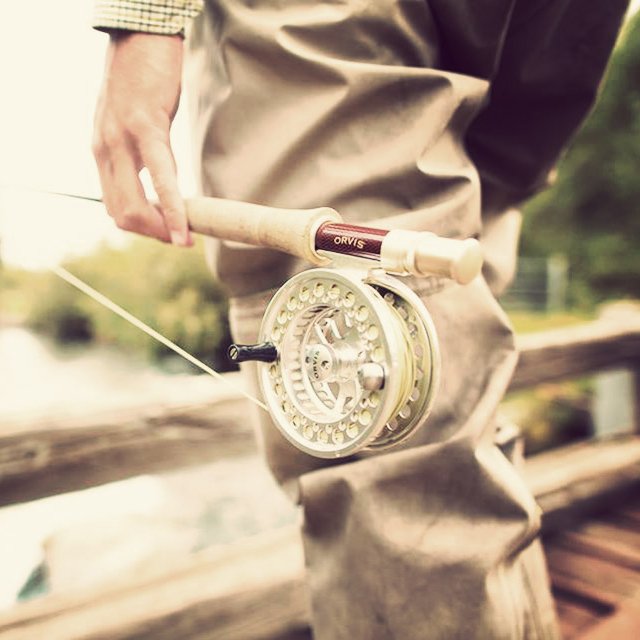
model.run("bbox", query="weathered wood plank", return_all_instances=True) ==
[634,363,640,433]
[554,523,640,572]
[546,546,639,603]
[1,317,639,509]
[524,436,640,533]
[578,594,640,640]
[0,528,308,640]
[0,398,255,508]
[546,501,640,640]
[553,597,601,640]
[1,436,638,640]
[550,570,619,610]
[510,317,640,391]
[609,506,640,529]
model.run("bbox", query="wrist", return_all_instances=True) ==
[106,28,185,41]
[106,30,185,49]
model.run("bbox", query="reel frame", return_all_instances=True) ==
[256,268,441,458]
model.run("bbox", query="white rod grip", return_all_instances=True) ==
[381,230,483,284]
[185,197,342,265]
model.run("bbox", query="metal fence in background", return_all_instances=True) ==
[500,254,569,312]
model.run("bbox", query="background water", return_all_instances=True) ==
[0,326,295,610]
[0,325,221,427]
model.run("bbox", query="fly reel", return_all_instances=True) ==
[231,268,440,458]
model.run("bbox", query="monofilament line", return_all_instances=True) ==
[52,266,268,412]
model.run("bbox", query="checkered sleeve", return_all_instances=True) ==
[93,0,204,36]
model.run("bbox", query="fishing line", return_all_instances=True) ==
[0,185,266,410]
[52,265,269,412]
[0,183,103,204]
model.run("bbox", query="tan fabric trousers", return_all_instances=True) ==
[228,283,557,639]
[186,1,627,636]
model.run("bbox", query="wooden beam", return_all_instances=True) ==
[634,363,640,434]
[524,436,640,533]
[510,317,640,391]
[1,316,639,508]
[1,436,638,640]
[579,594,640,640]
[0,528,309,640]
[554,523,640,572]
[0,398,255,508]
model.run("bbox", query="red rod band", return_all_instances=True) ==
[315,223,389,261]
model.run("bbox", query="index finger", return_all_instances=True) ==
[140,136,192,247]
[96,142,172,243]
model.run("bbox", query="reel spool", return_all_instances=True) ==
[233,268,440,458]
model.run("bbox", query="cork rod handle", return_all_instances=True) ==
[185,197,342,265]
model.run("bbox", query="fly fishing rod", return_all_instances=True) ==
[185,197,483,458]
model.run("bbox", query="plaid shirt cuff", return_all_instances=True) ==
[93,0,204,36]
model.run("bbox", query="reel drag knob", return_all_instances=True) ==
[256,269,440,458]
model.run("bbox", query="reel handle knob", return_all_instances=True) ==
[228,342,279,363]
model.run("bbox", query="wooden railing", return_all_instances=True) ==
[0,311,639,639]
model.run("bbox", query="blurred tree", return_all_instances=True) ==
[26,237,234,371]
[521,12,640,306]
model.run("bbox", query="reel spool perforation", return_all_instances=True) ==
[256,268,441,458]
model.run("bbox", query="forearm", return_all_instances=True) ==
[93,0,204,36]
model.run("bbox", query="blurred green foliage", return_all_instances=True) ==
[1,238,234,372]
[521,12,640,308]
[507,310,592,334]
[503,380,595,456]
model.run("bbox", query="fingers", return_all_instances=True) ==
[139,134,193,247]
[93,118,192,246]
[93,133,173,243]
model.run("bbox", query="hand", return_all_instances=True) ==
[92,32,192,246]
